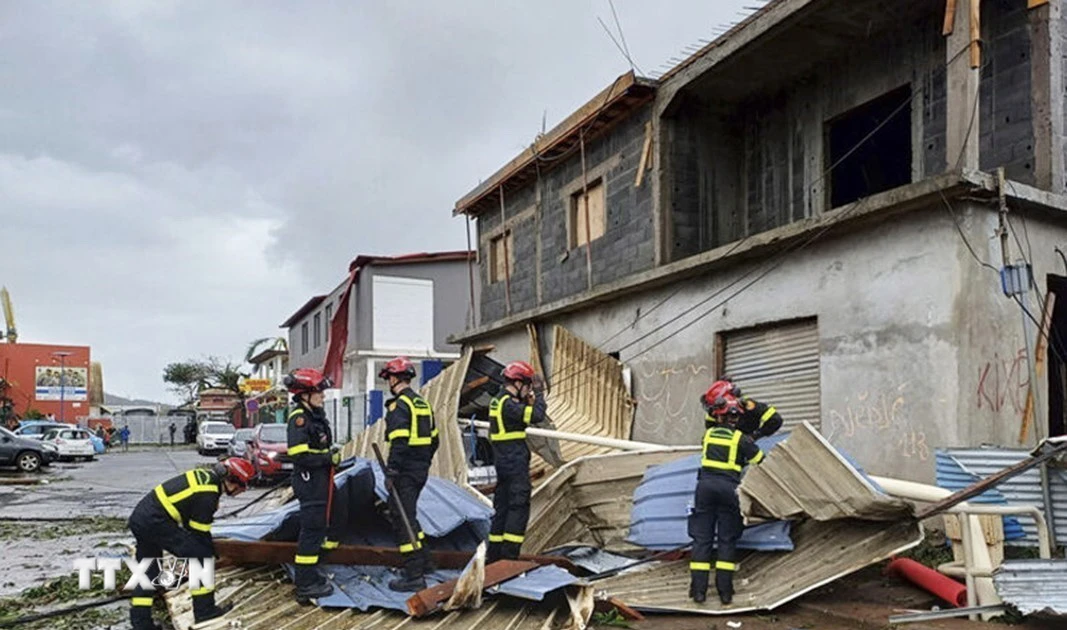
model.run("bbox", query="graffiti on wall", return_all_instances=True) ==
[634,353,711,443]
[975,347,1030,415]
[826,382,930,461]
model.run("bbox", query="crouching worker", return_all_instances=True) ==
[689,391,765,606]
[127,457,254,630]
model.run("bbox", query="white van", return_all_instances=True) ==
[196,421,236,456]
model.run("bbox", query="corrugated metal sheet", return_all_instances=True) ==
[993,559,1067,616]
[627,433,795,551]
[530,326,635,477]
[739,423,914,523]
[940,447,1067,547]
[165,566,566,630]
[723,319,820,430]
[549,546,637,574]
[935,451,1027,541]
[297,564,461,613]
[596,422,924,614]
[489,565,578,601]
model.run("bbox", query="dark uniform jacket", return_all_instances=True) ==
[706,396,783,439]
[384,387,438,471]
[287,404,333,470]
[699,425,764,482]
[135,468,222,540]
[488,391,547,444]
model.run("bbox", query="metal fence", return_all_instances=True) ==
[110,415,186,445]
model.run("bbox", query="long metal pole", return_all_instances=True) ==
[59,355,65,424]
[459,418,667,452]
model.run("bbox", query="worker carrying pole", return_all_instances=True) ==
[486,361,547,563]
[689,389,766,606]
[283,368,341,604]
[126,457,255,630]
[378,356,439,592]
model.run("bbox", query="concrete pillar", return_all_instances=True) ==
[946,0,980,171]
[1030,1,1065,192]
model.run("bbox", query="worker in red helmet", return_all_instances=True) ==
[126,457,253,630]
[689,393,765,606]
[283,368,338,603]
[378,357,439,591]
[704,376,783,439]
[486,360,546,563]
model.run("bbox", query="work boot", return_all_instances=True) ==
[689,573,709,604]
[388,574,427,592]
[487,543,502,564]
[191,592,233,623]
[295,580,334,604]
[418,547,436,575]
[718,591,733,606]
[130,608,162,630]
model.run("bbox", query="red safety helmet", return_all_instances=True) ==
[702,379,741,407]
[502,361,536,384]
[218,457,256,488]
[378,357,416,381]
[707,393,743,418]
[284,368,332,394]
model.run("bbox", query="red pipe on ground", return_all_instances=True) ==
[885,558,967,608]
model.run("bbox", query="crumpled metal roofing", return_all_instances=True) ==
[937,446,1067,546]
[594,422,923,615]
[487,565,578,602]
[935,450,1027,541]
[627,433,794,551]
[165,566,569,630]
[993,559,1067,616]
[529,326,635,478]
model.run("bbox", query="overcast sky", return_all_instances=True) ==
[1,0,757,403]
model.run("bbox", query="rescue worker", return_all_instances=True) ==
[704,376,783,439]
[127,457,254,630]
[284,368,340,603]
[487,361,546,563]
[689,391,765,605]
[379,357,439,591]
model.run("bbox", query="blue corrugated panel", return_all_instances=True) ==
[490,565,578,602]
[284,564,460,613]
[935,451,1026,541]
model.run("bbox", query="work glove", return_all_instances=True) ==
[330,444,342,466]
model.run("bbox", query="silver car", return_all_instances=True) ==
[228,428,255,458]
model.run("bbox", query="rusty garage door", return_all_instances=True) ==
[722,319,821,430]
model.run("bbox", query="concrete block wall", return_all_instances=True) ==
[1061,5,1067,190]
[978,0,1035,182]
[477,104,656,323]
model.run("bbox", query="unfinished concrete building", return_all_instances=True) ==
[452,0,1067,483]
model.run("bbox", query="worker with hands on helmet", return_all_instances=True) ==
[379,357,439,592]
[284,367,338,603]
[126,457,254,630]
[689,390,765,606]
[703,376,783,439]
[486,360,547,563]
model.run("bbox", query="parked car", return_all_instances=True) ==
[247,423,291,481]
[40,427,96,462]
[196,421,235,456]
[228,428,255,458]
[14,421,105,454]
[0,427,57,472]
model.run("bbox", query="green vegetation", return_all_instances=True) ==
[0,517,127,541]
[591,608,631,628]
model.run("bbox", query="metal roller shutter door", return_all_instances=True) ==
[723,319,820,430]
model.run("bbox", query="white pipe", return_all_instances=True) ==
[459,419,668,452]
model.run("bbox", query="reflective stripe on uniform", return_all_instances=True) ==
[387,428,411,442]
[288,408,304,419]
[287,443,329,456]
[488,397,526,442]
[488,534,504,543]
[188,519,211,533]
[522,406,533,425]
[502,533,525,544]
[750,450,765,465]
[190,586,214,597]
[294,554,319,565]
[689,562,711,572]
[131,597,155,607]
[154,470,218,525]
[417,531,426,540]
[701,428,743,471]
[399,542,420,553]
[399,395,438,446]
[760,406,777,425]
[716,561,738,571]
[322,540,339,550]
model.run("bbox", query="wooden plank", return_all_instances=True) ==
[461,376,490,395]
[594,597,646,621]
[1019,292,1056,444]
[943,0,958,35]
[213,540,576,572]
[528,323,548,391]
[407,560,541,617]
[969,0,981,69]
[634,121,653,188]
[1028,0,1049,8]
[915,440,1067,519]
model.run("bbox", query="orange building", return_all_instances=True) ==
[0,342,92,423]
